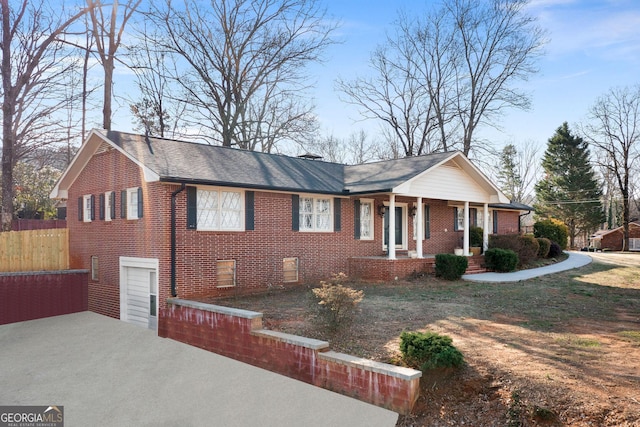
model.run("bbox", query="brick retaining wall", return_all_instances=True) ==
[0,270,88,325]
[159,298,421,414]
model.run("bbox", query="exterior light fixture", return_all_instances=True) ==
[409,206,418,217]
[377,204,387,217]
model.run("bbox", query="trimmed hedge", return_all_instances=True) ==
[484,248,518,272]
[534,219,568,250]
[489,234,539,266]
[537,237,551,258]
[435,254,468,280]
[400,331,465,371]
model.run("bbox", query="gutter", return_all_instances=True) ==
[171,183,186,297]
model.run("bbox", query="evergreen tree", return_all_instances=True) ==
[497,144,523,202]
[534,122,604,247]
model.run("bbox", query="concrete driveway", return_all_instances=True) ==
[0,312,397,427]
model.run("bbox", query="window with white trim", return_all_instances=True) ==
[105,191,113,221]
[91,256,98,281]
[197,188,243,231]
[359,200,373,240]
[299,196,332,232]
[454,207,464,231]
[83,195,92,223]
[127,188,139,219]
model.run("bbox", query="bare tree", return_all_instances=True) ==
[145,0,335,151]
[338,0,545,157]
[585,85,640,251]
[87,0,141,131]
[452,0,545,156]
[336,11,448,157]
[128,27,187,138]
[1,0,87,230]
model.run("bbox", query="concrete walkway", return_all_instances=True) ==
[0,312,398,427]
[462,251,592,283]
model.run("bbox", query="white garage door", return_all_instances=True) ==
[120,257,158,331]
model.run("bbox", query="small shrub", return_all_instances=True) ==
[548,241,562,258]
[536,237,551,258]
[311,273,364,330]
[484,248,518,272]
[534,219,568,249]
[435,253,468,280]
[399,331,464,371]
[469,226,483,247]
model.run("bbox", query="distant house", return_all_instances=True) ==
[51,130,530,330]
[590,222,640,251]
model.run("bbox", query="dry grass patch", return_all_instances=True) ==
[210,253,640,426]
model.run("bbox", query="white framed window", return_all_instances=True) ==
[216,260,236,287]
[197,188,243,231]
[283,257,299,282]
[127,188,139,220]
[91,256,98,281]
[455,207,465,231]
[359,199,373,240]
[105,191,113,221]
[83,195,92,223]
[300,196,332,232]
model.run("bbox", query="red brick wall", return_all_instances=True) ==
[68,147,524,319]
[159,299,421,415]
[0,271,88,325]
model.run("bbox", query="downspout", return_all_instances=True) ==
[171,183,186,297]
[518,211,531,233]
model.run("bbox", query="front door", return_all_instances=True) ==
[383,206,405,249]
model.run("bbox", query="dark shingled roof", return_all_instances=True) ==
[344,152,454,193]
[105,131,459,195]
[106,131,345,194]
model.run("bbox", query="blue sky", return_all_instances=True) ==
[307,0,640,152]
[110,0,640,155]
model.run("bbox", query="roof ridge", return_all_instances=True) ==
[104,129,348,167]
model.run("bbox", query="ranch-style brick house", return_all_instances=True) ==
[51,130,530,330]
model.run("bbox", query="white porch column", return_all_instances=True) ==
[416,197,423,258]
[463,201,470,256]
[388,194,396,260]
[483,203,490,251]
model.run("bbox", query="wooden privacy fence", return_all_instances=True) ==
[0,228,69,272]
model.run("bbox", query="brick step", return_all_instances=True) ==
[464,255,486,274]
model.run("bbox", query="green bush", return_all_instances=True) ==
[311,273,364,330]
[534,219,568,250]
[536,237,551,258]
[435,254,468,280]
[484,248,518,272]
[469,226,483,247]
[548,241,563,258]
[399,331,464,371]
[489,234,539,266]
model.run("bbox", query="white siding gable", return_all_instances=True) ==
[395,160,504,204]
